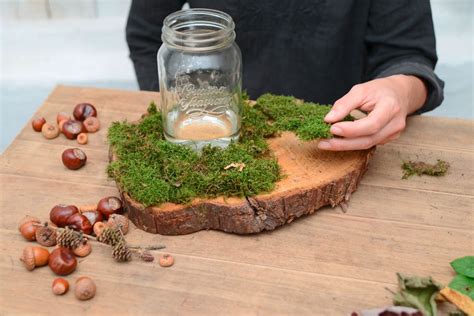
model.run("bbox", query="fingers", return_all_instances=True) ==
[318,117,406,151]
[329,99,400,138]
[325,85,368,123]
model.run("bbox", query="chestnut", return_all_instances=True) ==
[81,209,103,227]
[62,120,85,140]
[97,196,123,219]
[62,148,87,170]
[49,247,77,276]
[73,103,97,121]
[66,213,92,235]
[32,117,46,132]
[41,123,60,139]
[50,204,79,227]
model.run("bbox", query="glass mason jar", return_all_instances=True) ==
[157,9,242,150]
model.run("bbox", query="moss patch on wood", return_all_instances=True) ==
[107,94,342,206]
[401,159,450,179]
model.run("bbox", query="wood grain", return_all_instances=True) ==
[0,86,471,315]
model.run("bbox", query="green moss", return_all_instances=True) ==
[401,159,450,179]
[107,94,343,206]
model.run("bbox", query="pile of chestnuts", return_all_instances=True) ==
[18,195,174,302]
[32,102,100,143]
[31,102,102,170]
[18,196,126,301]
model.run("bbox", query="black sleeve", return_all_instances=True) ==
[126,0,185,91]
[365,0,444,114]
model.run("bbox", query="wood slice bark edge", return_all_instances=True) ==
[111,136,376,235]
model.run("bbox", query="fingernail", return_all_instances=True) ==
[318,141,331,150]
[324,111,336,122]
[330,126,342,136]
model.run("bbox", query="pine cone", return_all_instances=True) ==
[97,227,122,246]
[112,241,132,262]
[139,250,154,262]
[56,227,83,249]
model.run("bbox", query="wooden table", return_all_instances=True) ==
[1,86,472,315]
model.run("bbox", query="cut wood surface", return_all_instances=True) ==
[117,131,375,235]
[0,86,472,315]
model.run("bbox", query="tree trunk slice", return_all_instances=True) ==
[112,132,375,235]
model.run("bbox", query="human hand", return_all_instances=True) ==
[318,75,428,151]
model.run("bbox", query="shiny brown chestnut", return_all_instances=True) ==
[73,103,97,121]
[50,204,79,227]
[66,213,92,234]
[97,196,123,219]
[62,148,87,170]
[62,120,85,140]
[49,247,77,276]
[32,117,46,132]
[81,210,103,227]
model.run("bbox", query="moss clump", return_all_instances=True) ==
[107,94,342,206]
[254,93,352,140]
[401,159,450,179]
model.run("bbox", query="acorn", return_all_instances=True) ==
[74,276,96,300]
[20,246,50,271]
[73,241,92,257]
[83,117,100,133]
[18,216,41,241]
[35,223,57,247]
[76,133,88,145]
[52,278,69,295]
[107,214,129,234]
[56,112,70,124]
[93,222,106,237]
[41,123,60,139]
[159,254,174,267]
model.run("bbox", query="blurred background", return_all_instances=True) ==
[0,0,473,152]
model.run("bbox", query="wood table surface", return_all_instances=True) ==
[1,86,472,315]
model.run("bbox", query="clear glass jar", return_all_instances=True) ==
[157,8,242,150]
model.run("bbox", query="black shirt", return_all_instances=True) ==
[126,0,444,114]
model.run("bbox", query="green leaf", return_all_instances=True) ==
[450,256,474,278]
[393,273,443,316]
[449,274,474,300]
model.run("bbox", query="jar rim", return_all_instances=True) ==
[162,8,236,52]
